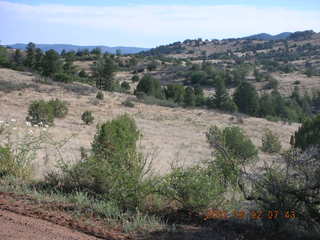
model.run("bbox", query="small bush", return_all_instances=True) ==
[207,126,258,164]
[157,165,225,212]
[81,111,94,125]
[121,81,130,92]
[54,114,151,210]
[261,129,282,153]
[131,75,140,82]
[53,72,73,83]
[122,99,135,108]
[48,99,68,118]
[0,145,33,179]
[292,115,320,150]
[78,70,87,78]
[294,80,301,85]
[96,91,104,100]
[27,100,54,126]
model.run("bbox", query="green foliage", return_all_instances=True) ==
[26,99,68,125]
[121,81,130,92]
[183,86,195,107]
[27,100,54,126]
[78,70,87,78]
[24,42,36,68]
[53,72,73,83]
[41,49,63,77]
[96,91,104,100]
[233,81,259,116]
[190,71,208,85]
[165,84,185,103]
[0,146,15,178]
[157,165,225,211]
[207,126,258,165]
[92,114,139,158]
[292,115,320,150]
[92,55,118,91]
[81,111,94,125]
[131,75,140,82]
[48,98,68,118]
[135,75,163,99]
[58,114,150,210]
[208,77,237,112]
[223,126,258,162]
[261,129,282,153]
[211,77,228,109]
[0,145,32,179]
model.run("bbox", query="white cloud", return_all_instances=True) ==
[1,1,320,47]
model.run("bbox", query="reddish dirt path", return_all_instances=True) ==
[0,209,100,240]
[0,192,130,240]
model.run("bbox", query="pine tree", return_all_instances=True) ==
[233,81,259,116]
[25,42,36,68]
[212,77,229,109]
[92,56,118,91]
[184,87,195,107]
[41,49,62,77]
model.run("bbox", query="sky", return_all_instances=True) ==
[1,0,320,48]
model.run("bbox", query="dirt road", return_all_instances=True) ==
[0,209,100,240]
[0,192,130,240]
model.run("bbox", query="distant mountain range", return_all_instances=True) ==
[240,32,292,40]
[7,44,150,54]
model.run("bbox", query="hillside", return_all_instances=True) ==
[0,67,299,178]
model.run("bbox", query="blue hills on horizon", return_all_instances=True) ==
[7,31,307,54]
[7,43,150,55]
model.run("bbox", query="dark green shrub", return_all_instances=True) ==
[78,70,87,78]
[53,72,73,83]
[233,81,259,116]
[292,115,320,150]
[27,100,54,126]
[184,87,195,107]
[121,81,130,92]
[131,75,140,82]
[81,111,94,125]
[60,114,150,210]
[96,91,104,100]
[135,75,163,99]
[92,114,139,159]
[261,129,282,153]
[207,126,258,164]
[165,84,185,104]
[48,98,68,118]
[294,80,301,85]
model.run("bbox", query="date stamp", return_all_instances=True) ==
[204,209,296,220]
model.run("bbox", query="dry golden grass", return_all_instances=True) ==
[0,68,300,179]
